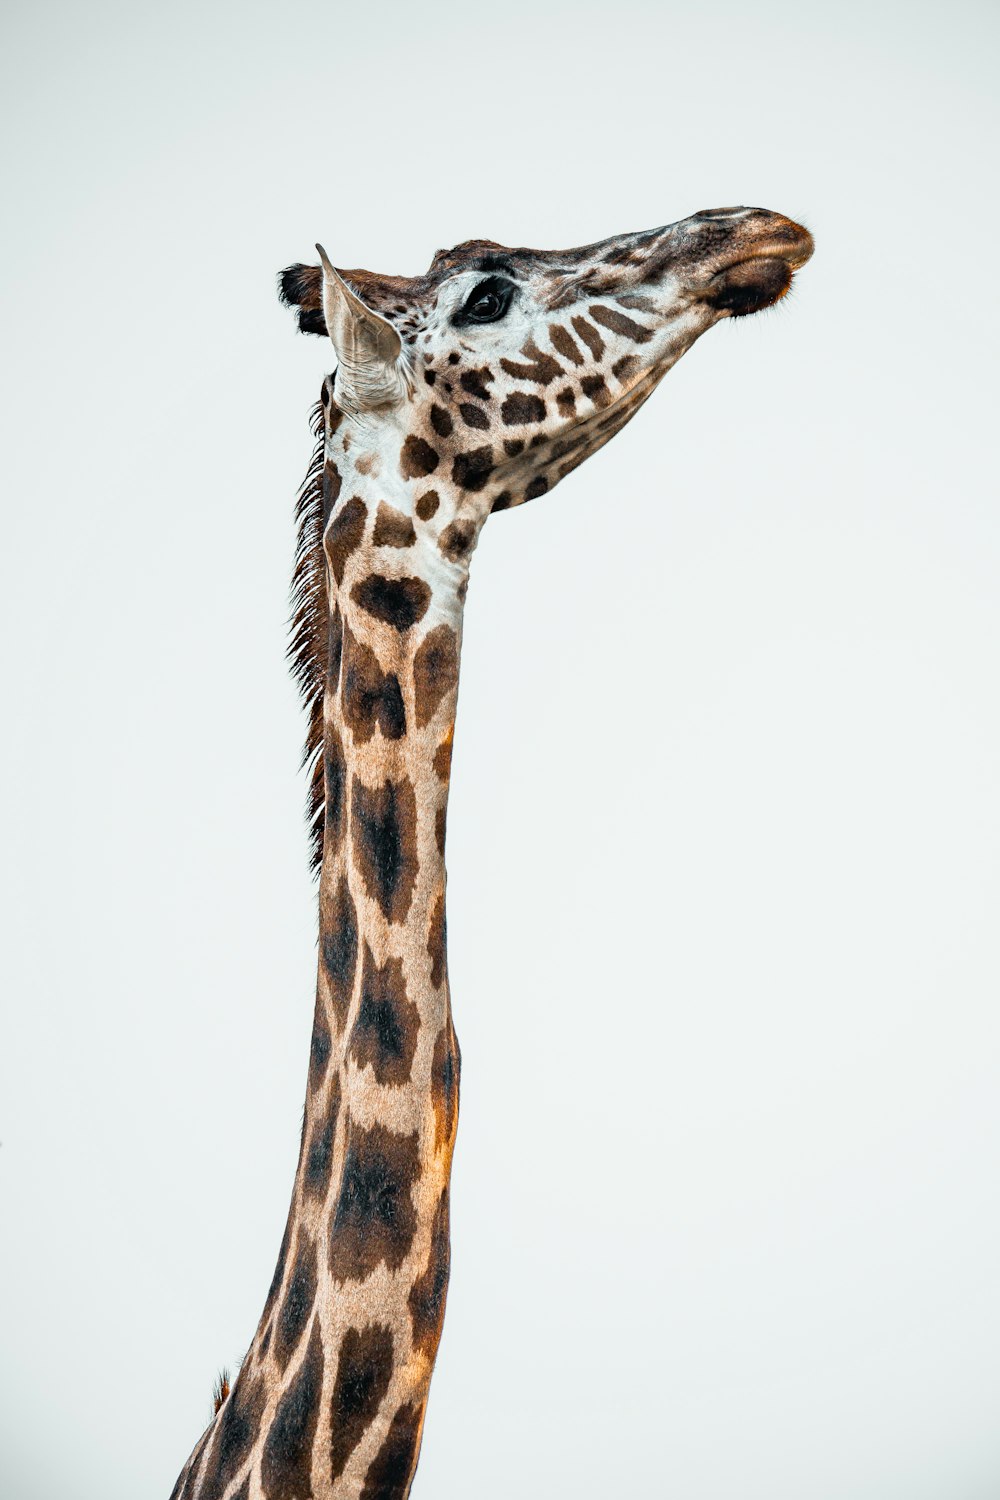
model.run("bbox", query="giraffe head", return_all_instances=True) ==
[283,208,813,865]
[280,206,813,531]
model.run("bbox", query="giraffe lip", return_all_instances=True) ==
[742,222,815,271]
[705,237,811,317]
[709,221,814,284]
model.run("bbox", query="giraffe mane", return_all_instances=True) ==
[287,400,328,873]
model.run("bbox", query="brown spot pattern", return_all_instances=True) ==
[321,874,359,1025]
[433,730,454,781]
[327,497,367,585]
[372,503,416,548]
[342,623,407,744]
[549,323,584,365]
[459,367,494,401]
[328,603,344,686]
[274,1234,318,1374]
[451,446,494,492]
[415,490,439,521]
[352,574,431,631]
[351,775,419,925]
[329,1121,421,1282]
[612,354,640,382]
[500,338,562,386]
[409,1187,451,1356]
[501,392,546,425]
[309,1003,331,1091]
[349,944,420,1087]
[427,892,446,990]
[399,435,439,478]
[324,725,348,851]
[458,401,489,430]
[581,374,612,408]
[429,405,453,438]
[430,1022,459,1152]
[323,460,342,515]
[360,1402,424,1500]
[329,1325,395,1481]
[570,315,605,360]
[199,1370,265,1497]
[263,1221,292,1322]
[304,1074,342,1198]
[589,303,653,342]
[412,624,460,728]
[438,519,475,562]
[261,1318,324,1500]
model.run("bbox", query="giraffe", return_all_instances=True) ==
[168,205,813,1500]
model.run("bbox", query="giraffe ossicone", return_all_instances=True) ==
[169,206,813,1500]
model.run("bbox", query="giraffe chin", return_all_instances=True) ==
[706,256,795,317]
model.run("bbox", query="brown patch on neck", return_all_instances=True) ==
[329,1122,421,1281]
[341,621,408,744]
[360,1401,425,1499]
[327,497,368,585]
[412,625,460,728]
[349,944,421,1086]
[433,729,454,781]
[260,1317,325,1500]
[373,502,417,548]
[409,1187,452,1354]
[430,1020,460,1151]
[351,775,420,925]
[329,1325,396,1481]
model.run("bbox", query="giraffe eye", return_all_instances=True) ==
[456,276,515,326]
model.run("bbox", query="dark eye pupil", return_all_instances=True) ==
[457,275,514,325]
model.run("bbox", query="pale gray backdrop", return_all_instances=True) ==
[2,1,998,1496]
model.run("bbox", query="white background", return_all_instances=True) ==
[2,1,998,1496]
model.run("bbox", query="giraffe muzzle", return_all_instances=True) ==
[701,211,814,318]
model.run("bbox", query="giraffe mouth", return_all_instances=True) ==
[706,256,795,316]
[706,225,814,318]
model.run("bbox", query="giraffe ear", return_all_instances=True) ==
[314,244,406,413]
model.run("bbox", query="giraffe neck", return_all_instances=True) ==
[176,395,470,1500]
